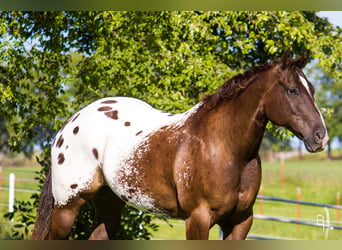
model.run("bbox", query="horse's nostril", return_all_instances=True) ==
[315,131,323,142]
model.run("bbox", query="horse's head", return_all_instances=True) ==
[263,49,328,152]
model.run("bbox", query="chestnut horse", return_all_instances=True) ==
[32,50,328,240]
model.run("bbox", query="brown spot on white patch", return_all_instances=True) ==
[71,113,81,122]
[105,110,118,120]
[70,184,78,189]
[92,148,99,160]
[124,121,131,126]
[160,125,167,130]
[56,135,64,148]
[73,126,79,134]
[98,106,112,112]
[101,100,117,104]
[58,153,65,165]
[136,130,143,136]
[168,113,175,117]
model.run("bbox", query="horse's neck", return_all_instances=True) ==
[193,76,272,161]
[226,78,274,159]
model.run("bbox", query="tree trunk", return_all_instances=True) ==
[327,140,332,160]
[0,151,3,168]
[298,143,303,161]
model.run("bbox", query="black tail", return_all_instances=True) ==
[31,168,54,240]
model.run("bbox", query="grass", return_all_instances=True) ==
[151,219,221,240]
[0,165,40,238]
[250,157,342,240]
[0,166,40,211]
[0,152,341,240]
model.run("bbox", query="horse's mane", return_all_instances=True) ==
[202,60,280,110]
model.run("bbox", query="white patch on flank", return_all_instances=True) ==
[51,97,201,210]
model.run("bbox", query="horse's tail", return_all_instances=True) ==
[31,168,54,240]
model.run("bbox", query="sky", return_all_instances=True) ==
[317,11,342,27]
[290,12,342,150]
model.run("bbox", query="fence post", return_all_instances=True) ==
[280,153,285,188]
[9,173,15,217]
[337,192,340,233]
[0,165,2,203]
[259,185,264,215]
[296,187,301,230]
[324,207,331,240]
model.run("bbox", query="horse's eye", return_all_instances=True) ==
[287,87,299,95]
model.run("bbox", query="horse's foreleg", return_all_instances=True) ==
[219,212,253,240]
[185,205,212,240]
[89,186,124,240]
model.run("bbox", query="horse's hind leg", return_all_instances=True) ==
[49,166,104,239]
[50,196,86,239]
[219,211,253,240]
[185,204,212,240]
[89,186,125,240]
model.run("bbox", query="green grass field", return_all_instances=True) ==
[0,165,40,239]
[0,166,39,212]
[0,152,341,240]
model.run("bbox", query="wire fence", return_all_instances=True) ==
[246,194,342,240]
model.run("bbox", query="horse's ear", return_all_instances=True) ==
[281,48,292,69]
[295,50,310,69]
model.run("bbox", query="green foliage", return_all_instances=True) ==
[3,200,36,239]
[306,62,342,157]
[1,11,341,239]
[115,206,159,240]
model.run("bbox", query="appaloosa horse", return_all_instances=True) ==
[32,50,328,240]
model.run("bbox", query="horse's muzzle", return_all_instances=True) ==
[304,128,329,153]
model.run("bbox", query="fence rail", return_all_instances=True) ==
[257,195,342,210]
[0,187,36,193]
[0,176,37,182]
[246,194,342,240]
[253,214,342,230]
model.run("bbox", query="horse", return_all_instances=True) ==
[31,49,328,240]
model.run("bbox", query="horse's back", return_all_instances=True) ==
[51,97,173,206]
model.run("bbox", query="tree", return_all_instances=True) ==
[1,11,341,239]
[0,118,10,165]
[307,62,342,159]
